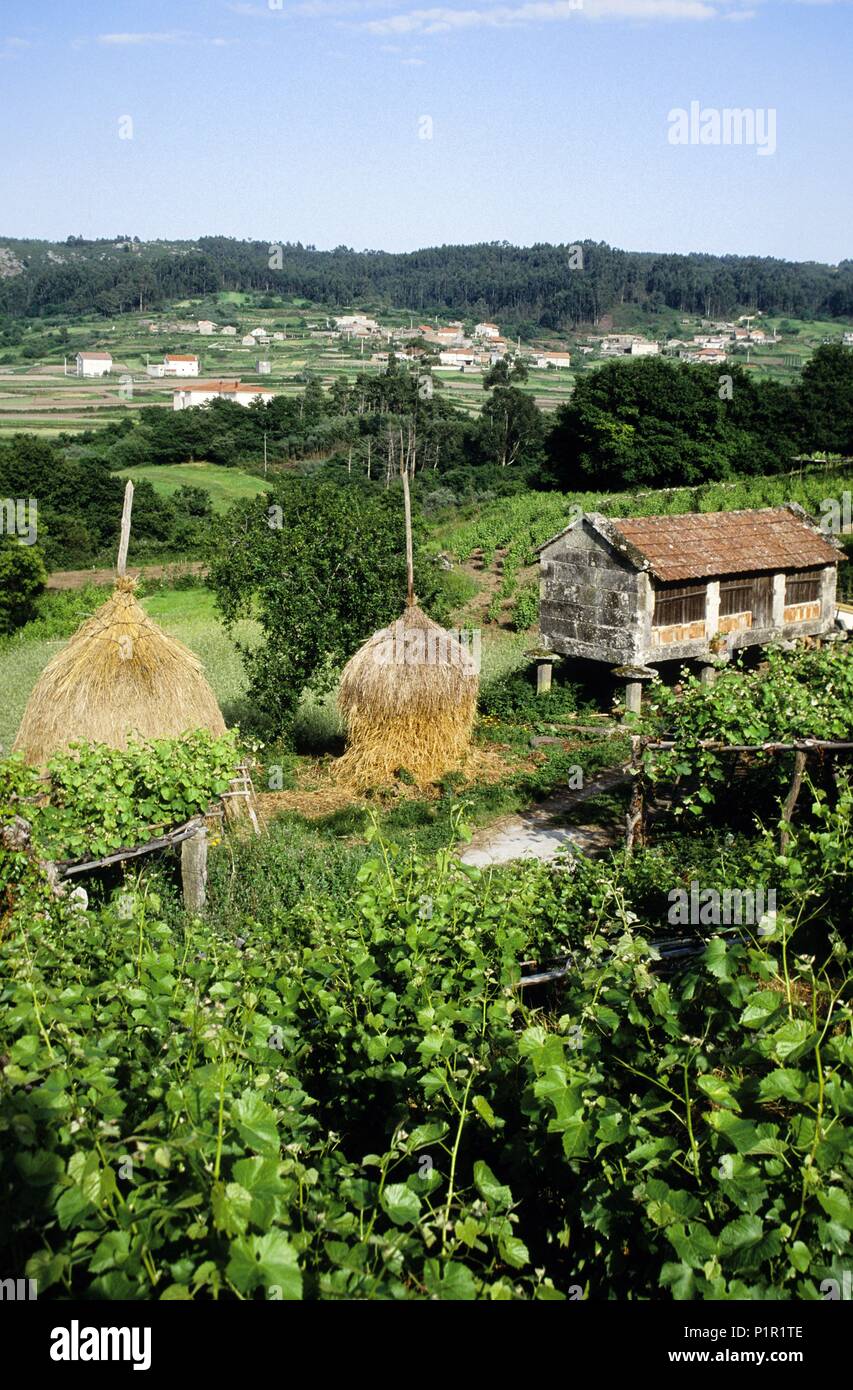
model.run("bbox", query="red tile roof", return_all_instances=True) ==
[611,507,840,582]
[77,351,112,360]
[165,354,198,362]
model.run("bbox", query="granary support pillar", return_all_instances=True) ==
[612,665,656,720]
[526,648,561,696]
[772,573,786,628]
[625,680,643,713]
[699,664,716,686]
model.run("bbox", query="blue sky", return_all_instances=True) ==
[0,0,850,261]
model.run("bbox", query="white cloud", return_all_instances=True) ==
[97,32,188,46]
[94,31,240,48]
[371,0,744,35]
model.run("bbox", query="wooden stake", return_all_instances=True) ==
[625,735,645,854]
[401,466,415,606]
[181,827,209,912]
[117,480,134,577]
[780,749,808,853]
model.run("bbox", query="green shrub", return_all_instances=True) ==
[0,542,47,635]
[511,581,539,632]
[0,797,849,1300]
[479,667,587,721]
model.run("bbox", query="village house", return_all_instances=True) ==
[163,354,199,377]
[220,326,237,336]
[680,346,728,365]
[172,379,274,411]
[600,335,659,357]
[692,335,728,350]
[534,351,572,369]
[256,360,272,375]
[438,347,482,369]
[197,320,217,335]
[75,351,112,378]
[424,324,466,348]
[242,334,258,348]
[334,314,380,336]
[474,322,501,340]
[536,506,842,699]
[843,332,853,347]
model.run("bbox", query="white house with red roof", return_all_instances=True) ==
[172,380,274,411]
[163,354,199,377]
[534,351,572,369]
[75,351,112,378]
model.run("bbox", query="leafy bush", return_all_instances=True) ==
[511,581,539,632]
[1,730,240,861]
[479,667,588,722]
[0,583,110,649]
[642,644,853,814]
[0,541,47,635]
[0,797,849,1300]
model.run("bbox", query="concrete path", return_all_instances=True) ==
[459,768,628,868]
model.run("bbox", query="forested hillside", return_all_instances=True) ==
[2,235,852,327]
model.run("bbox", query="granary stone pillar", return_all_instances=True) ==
[820,564,837,623]
[772,573,786,629]
[705,580,720,639]
[699,664,716,686]
[526,648,561,696]
[612,665,656,719]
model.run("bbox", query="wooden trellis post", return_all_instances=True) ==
[625,734,646,854]
[181,826,209,912]
[780,749,808,854]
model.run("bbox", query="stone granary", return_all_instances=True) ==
[536,505,843,709]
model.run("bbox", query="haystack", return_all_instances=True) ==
[13,483,226,766]
[334,471,479,787]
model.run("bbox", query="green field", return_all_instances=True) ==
[4,297,848,438]
[115,462,268,511]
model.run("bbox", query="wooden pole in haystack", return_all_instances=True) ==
[334,464,479,788]
[116,479,134,578]
[13,480,227,765]
[401,464,415,606]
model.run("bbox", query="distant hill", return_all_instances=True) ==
[1,234,852,328]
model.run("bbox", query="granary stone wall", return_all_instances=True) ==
[539,524,644,663]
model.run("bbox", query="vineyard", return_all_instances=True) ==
[440,465,853,572]
[1,645,850,1301]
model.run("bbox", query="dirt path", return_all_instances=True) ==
[459,767,629,867]
[47,561,207,590]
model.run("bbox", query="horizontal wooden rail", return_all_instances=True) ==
[56,815,210,878]
[643,739,853,753]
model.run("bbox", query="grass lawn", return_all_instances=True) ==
[115,462,268,511]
